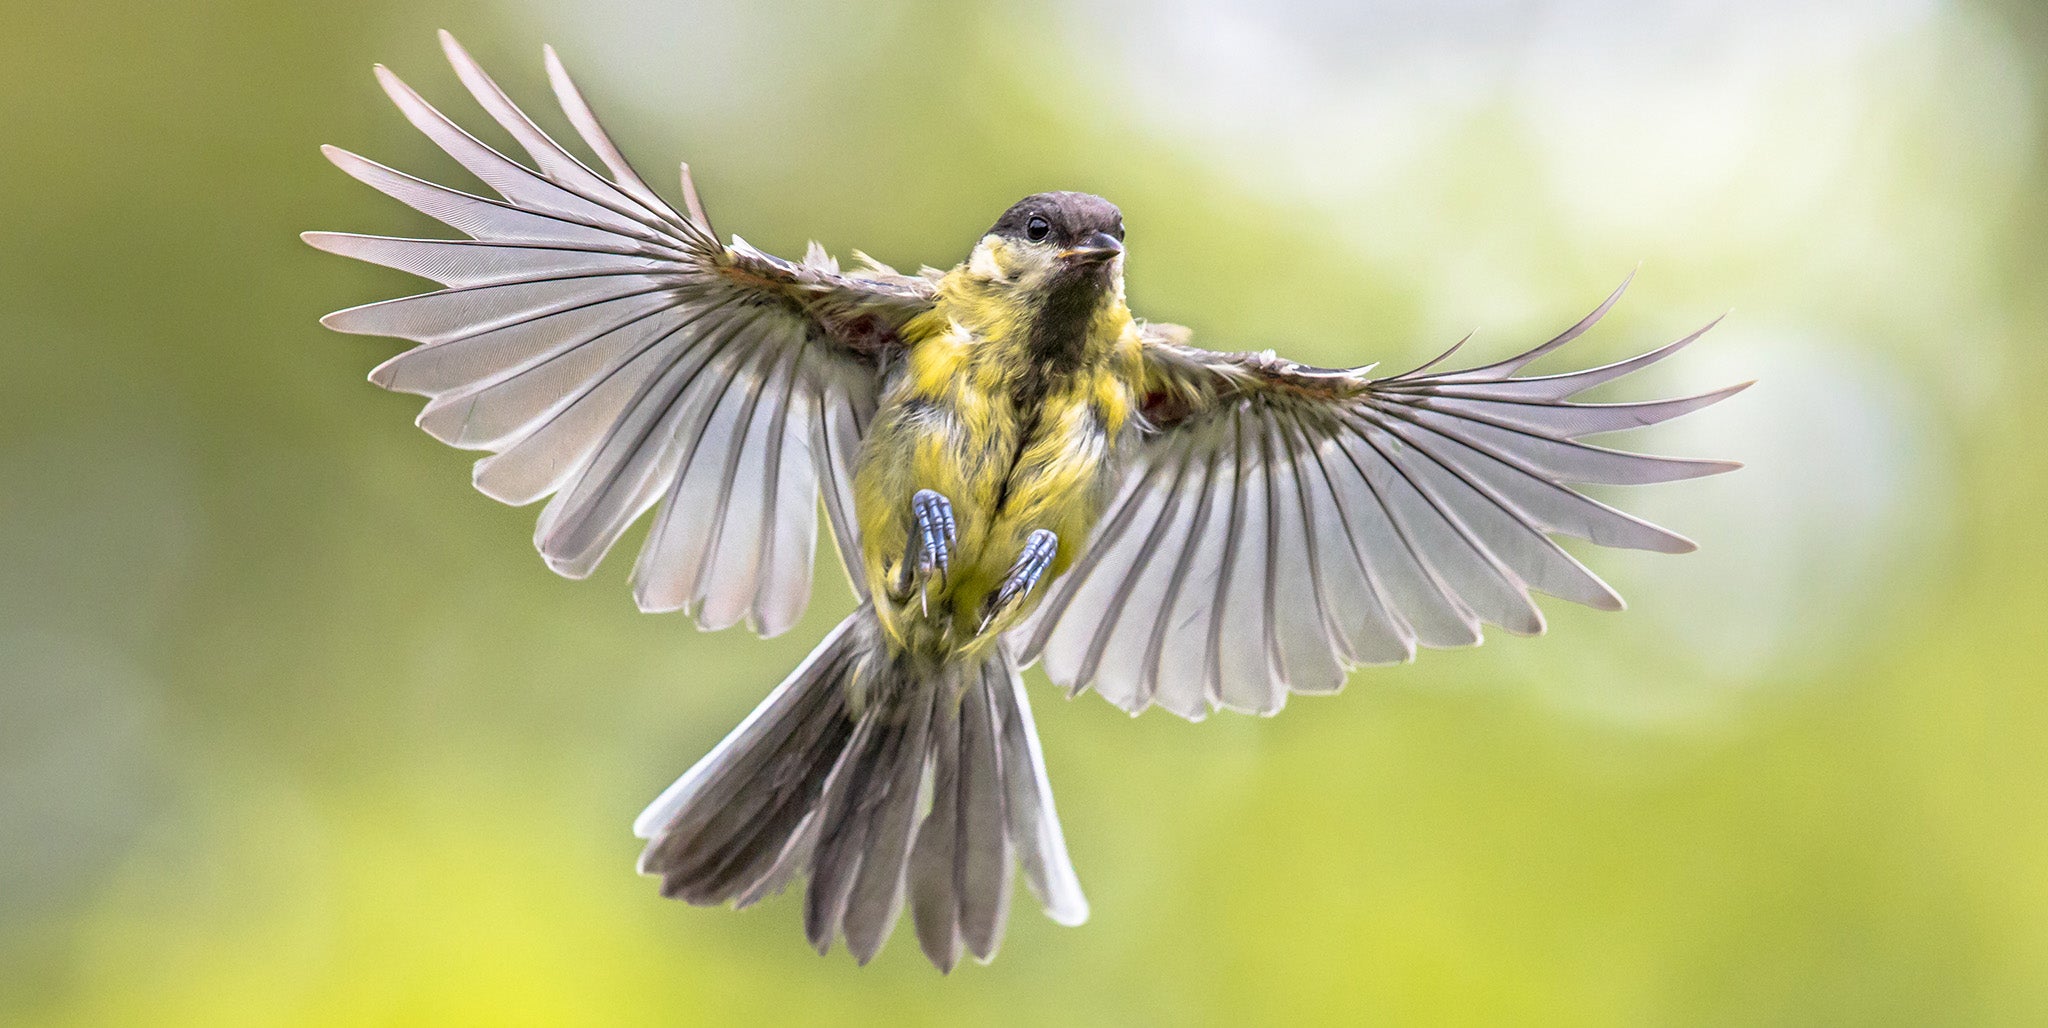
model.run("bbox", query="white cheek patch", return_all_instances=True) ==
[969,238,1009,282]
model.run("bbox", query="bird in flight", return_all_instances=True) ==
[307,32,1746,970]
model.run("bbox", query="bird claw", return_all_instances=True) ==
[979,529,1058,634]
[903,490,957,611]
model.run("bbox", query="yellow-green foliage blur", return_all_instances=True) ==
[5,1,2046,1024]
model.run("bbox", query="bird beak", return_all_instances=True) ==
[1058,232,1123,264]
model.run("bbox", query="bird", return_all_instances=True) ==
[306,32,1747,970]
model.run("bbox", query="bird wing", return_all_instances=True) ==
[307,33,935,636]
[1010,279,1748,719]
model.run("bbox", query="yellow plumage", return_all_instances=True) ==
[854,234,1142,656]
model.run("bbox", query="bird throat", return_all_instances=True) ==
[1022,266,1114,385]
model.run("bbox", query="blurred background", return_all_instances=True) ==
[4,0,2045,1023]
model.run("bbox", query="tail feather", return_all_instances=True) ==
[637,605,1089,967]
[801,713,884,952]
[632,615,862,840]
[905,663,1015,968]
[731,811,818,910]
[909,701,964,970]
[661,696,854,902]
[838,686,935,963]
[953,669,1013,961]
[635,615,860,904]
[990,654,1090,926]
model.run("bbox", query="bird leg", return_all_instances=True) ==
[978,529,1058,634]
[896,489,956,615]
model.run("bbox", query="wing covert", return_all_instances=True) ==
[1014,279,1747,719]
[307,33,933,635]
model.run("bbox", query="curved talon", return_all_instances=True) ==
[980,529,1058,634]
[905,490,957,614]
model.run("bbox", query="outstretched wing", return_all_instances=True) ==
[307,33,935,636]
[1013,279,1747,719]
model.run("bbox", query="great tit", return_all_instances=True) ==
[307,33,1746,970]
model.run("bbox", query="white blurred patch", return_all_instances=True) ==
[1523,326,1948,728]
[1040,0,2031,386]
[502,0,912,132]
[1513,1,1936,238]
[1052,0,1939,200]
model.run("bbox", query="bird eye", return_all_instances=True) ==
[1026,215,1051,242]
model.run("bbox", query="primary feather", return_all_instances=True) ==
[307,32,931,633]
[1014,282,1748,718]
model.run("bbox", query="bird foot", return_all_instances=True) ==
[897,489,956,615]
[978,529,1057,634]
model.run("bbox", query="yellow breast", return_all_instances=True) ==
[851,266,1143,655]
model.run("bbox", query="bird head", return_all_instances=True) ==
[966,192,1125,293]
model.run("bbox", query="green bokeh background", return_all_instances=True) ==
[6,1,2046,1023]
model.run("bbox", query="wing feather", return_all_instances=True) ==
[1262,417,1347,695]
[469,307,708,506]
[372,63,664,243]
[438,32,685,236]
[537,309,763,577]
[1157,436,1236,719]
[1100,451,1206,711]
[1018,282,1744,717]
[1282,414,1416,665]
[309,36,935,632]
[540,43,703,235]
[1210,409,1282,713]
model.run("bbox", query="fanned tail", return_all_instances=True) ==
[636,606,1088,968]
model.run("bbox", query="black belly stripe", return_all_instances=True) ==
[992,397,1047,516]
